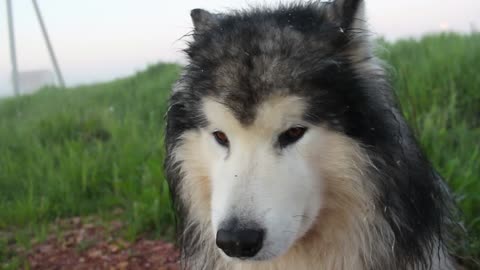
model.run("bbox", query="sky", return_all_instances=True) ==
[0,0,479,97]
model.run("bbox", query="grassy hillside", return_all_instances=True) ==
[1,33,479,266]
[0,64,180,267]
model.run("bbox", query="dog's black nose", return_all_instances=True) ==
[216,228,264,258]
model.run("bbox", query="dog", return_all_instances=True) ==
[165,1,457,269]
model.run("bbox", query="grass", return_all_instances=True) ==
[0,33,479,267]
[0,64,180,267]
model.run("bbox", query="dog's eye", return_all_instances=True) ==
[278,127,307,148]
[213,131,229,147]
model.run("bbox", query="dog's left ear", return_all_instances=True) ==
[190,9,221,32]
[332,0,366,29]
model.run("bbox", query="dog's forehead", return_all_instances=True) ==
[203,96,306,131]
[186,4,352,127]
[196,20,339,124]
[209,39,331,124]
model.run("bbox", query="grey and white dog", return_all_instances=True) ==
[165,0,458,269]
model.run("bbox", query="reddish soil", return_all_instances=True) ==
[23,217,180,270]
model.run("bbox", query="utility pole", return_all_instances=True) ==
[32,0,66,88]
[6,0,20,96]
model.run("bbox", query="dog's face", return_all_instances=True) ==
[168,0,376,263]
[204,96,323,260]
[174,92,368,261]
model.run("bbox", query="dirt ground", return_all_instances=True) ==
[15,216,180,270]
[7,216,473,269]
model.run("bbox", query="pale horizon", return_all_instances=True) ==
[1,0,479,97]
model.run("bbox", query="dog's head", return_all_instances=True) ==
[168,0,373,262]
[166,0,448,265]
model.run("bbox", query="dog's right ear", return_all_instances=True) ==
[190,9,220,32]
